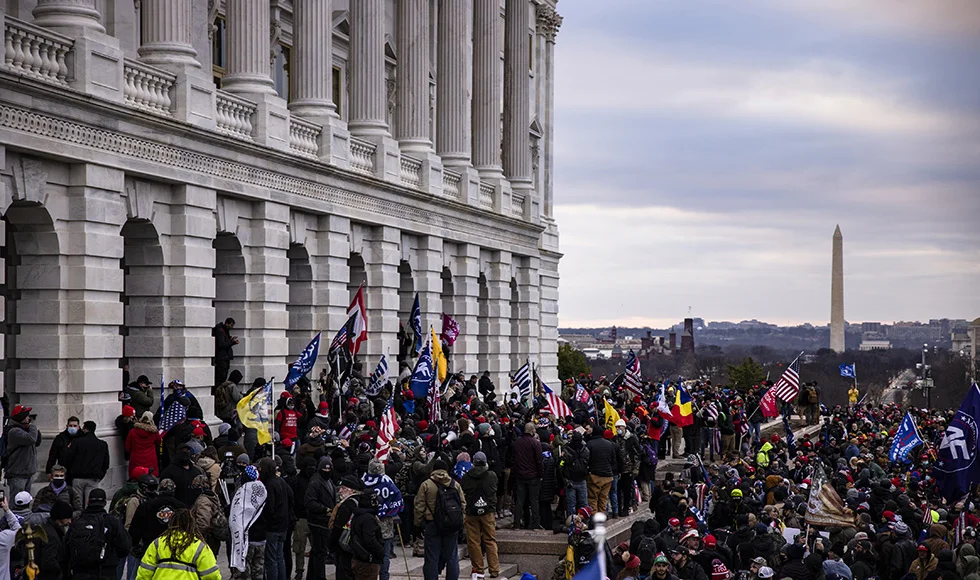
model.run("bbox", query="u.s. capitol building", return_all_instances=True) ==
[0,0,562,438]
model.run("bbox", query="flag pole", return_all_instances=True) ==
[593,512,608,578]
[269,377,276,461]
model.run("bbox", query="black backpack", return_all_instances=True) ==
[638,535,658,571]
[432,480,464,534]
[67,513,108,570]
[562,447,589,481]
[467,476,490,517]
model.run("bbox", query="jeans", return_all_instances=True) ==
[264,531,287,580]
[565,480,588,517]
[380,536,394,580]
[514,478,541,528]
[423,522,459,580]
[750,422,762,444]
[307,524,330,580]
[7,475,33,498]
[125,554,139,580]
[607,474,619,516]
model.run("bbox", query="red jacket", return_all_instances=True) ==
[125,420,160,478]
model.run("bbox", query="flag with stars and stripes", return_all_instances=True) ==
[159,397,186,434]
[375,396,399,463]
[513,360,532,406]
[542,381,572,418]
[339,422,357,441]
[771,352,803,403]
[428,377,442,423]
[364,354,389,397]
[705,401,719,422]
[623,349,643,397]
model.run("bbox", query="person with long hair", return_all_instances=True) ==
[135,508,221,580]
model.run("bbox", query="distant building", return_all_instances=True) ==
[680,318,695,353]
[861,322,883,333]
[859,339,892,351]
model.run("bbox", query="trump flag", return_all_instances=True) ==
[285,332,321,387]
[889,411,923,464]
[934,383,980,502]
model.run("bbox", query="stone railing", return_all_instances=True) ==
[349,137,376,175]
[122,59,175,117]
[288,117,320,159]
[214,90,256,141]
[512,193,526,218]
[479,181,495,210]
[442,169,462,200]
[400,155,422,188]
[2,16,71,87]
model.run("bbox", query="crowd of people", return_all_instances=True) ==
[0,329,972,580]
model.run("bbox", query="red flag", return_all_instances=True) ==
[441,313,459,347]
[760,387,779,418]
[347,285,367,356]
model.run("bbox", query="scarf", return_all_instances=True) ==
[229,481,267,572]
[51,481,67,495]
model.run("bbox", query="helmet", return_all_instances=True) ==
[138,474,159,495]
[731,488,743,499]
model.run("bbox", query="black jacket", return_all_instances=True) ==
[45,430,78,473]
[461,465,498,515]
[32,518,68,580]
[261,475,294,533]
[305,472,336,528]
[160,463,204,506]
[328,496,359,551]
[511,434,543,480]
[64,431,110,481]
[129,494,187,555]
[291,471,313,519]
[214,323,235,361]
[351,504,385,564]
[586,437,617,477]
[67,507,132,579]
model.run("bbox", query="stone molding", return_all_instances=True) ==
[0,102,542,253]
[536,5,562,42]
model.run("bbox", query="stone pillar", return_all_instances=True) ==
[537,5,561,220]
[316,216,353,336]
[241,202,290,382]
[161,185,218,411]
[415,235,443,341]
[349,0,400,182]
[473,0,502,177]
[436,0,480,203]
[538,252,560,384]
[515,255,540,372]
[363,226,400,364]
[222,0,289,151]
[137,0,199,68]
[503,0,532,213]
[32,0,105,33]
[453,244,481,377]
[485,251,512,393]
[395,0,443,194]
[290,0,350,168]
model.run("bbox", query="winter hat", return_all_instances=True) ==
[236,453,251,464]
[13,491,32,508]
[122,405,136,417]
[50,501,73,520]
[140,411,154,424]
[477,423,491,436]
[603,429,614,440]
[318,456,333,471]
[894,521,910,535]
[159,479,176,492]
[244,465,259,481]
[368,458,385,475]
[316,402,329,417]
[712,559,732,580]
[418,420,429,431]
[187,440,205,456]
[473,452,488,465]
[217,423,231,436]
[88,488,107,507]
[625,554,641,570]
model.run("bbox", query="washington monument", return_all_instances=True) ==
[831,225,845,352]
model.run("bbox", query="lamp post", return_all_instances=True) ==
[921,343,933,408]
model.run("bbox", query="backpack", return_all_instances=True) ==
[432,480,464,534]
[214,383,231,415]
[67,513,108,570]
[637,535,658,570]
[562,447,589,481]
[807,388,818,404]
[467,476,490,517]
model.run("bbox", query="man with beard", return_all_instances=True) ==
[673,547,709,580]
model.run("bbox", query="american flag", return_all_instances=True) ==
[622,349,643,397]
[375,396,398,463]
[923,504,932,525]
[365,354,389,396]
[710,428,721,454]
[346,285,368,356]
[693,482,708,513]
[542,382,572,417]
[955,511,966,547]
[737,410,749,437]
[339,422,357,441]
[428,378,442,423]
[159,398,186,434]
[513,360,532,405]
[655,384,673,420]
[705,401,719,422]
[771,353,803,403]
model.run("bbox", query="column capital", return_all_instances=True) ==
[536,5,563,42]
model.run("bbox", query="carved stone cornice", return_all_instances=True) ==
[536,5,562,42]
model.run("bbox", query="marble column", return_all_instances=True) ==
[503,0,532,191]
[472,0,503,177]
[515,255,540,372]
[363,226,400,364]
[436,0,472,166]
[349,0,389,136]
[485,251,513,393]
[32,0,105,33]
[137,0,200,69]
[315,216,353,336]
[222,0,275,95]
[415,235,444,340]
[396,0,432,152]
[537,5,561,220]
[290,0,335,118]
[242,202,290,382]
[538,252,560,384]
[453,244,481,378]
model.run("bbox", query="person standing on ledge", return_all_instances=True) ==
[214,317,239,386]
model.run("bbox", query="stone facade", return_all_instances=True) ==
[0,0,561,479]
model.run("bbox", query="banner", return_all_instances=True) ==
[889,411,924,464]
[441,313,459,347]
[229,480,267,572]
[603,398,621,431]
[409,340,435,399]
[760,387,779,418]
[285,332,321,387]
[839,363,857,379]
[805,466,855,528]
[410,293,423,355]
[237,379,273,445]
[933,383,980,501]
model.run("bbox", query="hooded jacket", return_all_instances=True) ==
[125,420,160,479]
[756,442,773,468]
[304,470,336,528]
[957,543,980,580]
[924,524,951,555]
[5,421,41,478]
[414,469,466,527]
[910,552,939,580]
[351,498,385,564]
[461,464,498,515]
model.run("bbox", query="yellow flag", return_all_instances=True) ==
[603,398,621,431]
[236,380,272,445]
[431,326,447,384]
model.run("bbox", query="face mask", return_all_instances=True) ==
[52,477,65,484]
[67,427,79,435]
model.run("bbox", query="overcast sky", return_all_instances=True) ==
[552,0,980,328]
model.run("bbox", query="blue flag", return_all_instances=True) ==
[839,363,856,379]
[572,550,606,580]
[410,293,423,355]
[782,414,796,455]
[934,383,980,501]
[410,340,435,399]
[285,332,321,387]
[890,411,923,464]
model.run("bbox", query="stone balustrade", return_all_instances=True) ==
[443,169,462,200]
[123,59,175,117]
[400,155,422,188]
[288,117,320,159]
[2,16,71,87]
[512,193,526,218]
[479,181,495,210]
[349,137,376,175]
[215,90,256,140]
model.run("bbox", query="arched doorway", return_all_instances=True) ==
[213,232,247,384]
[477,273,489,373]
[397,260,414,363]
[286,244,315,361]
[510,277,520,369]
[120,219,165,384]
